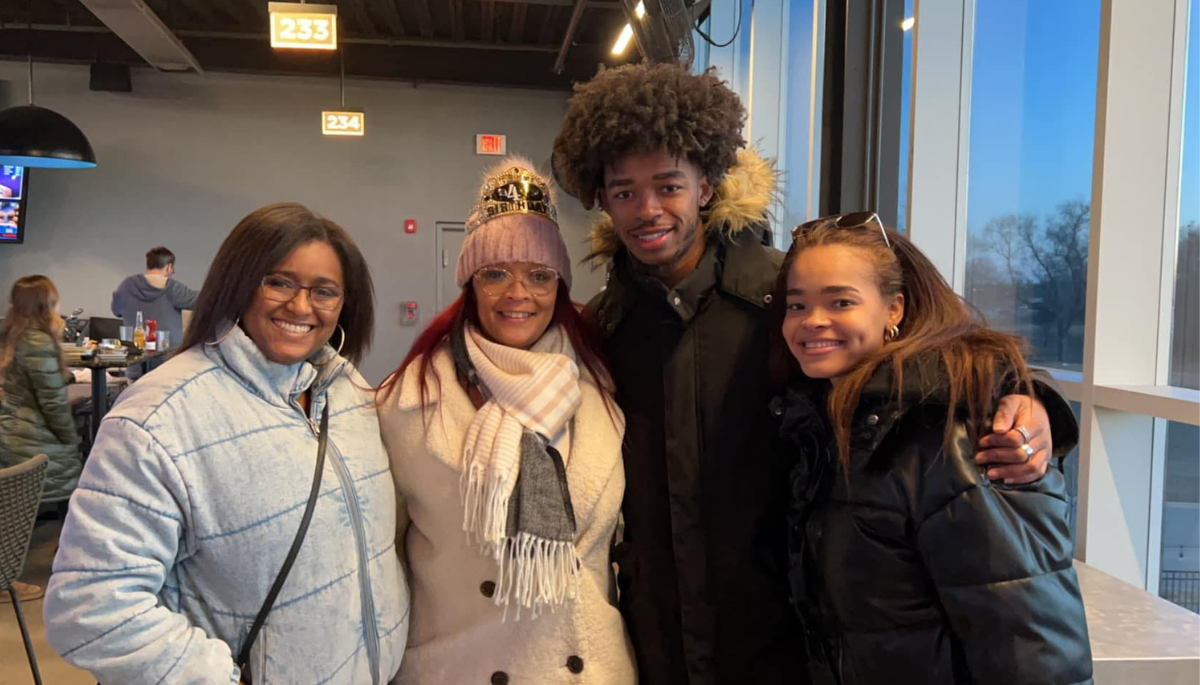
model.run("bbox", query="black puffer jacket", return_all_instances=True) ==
[779,355,1092,685]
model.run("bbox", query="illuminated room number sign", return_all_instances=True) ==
[322,111,365,137]
[279,17,331,42]
[269,3,338,50]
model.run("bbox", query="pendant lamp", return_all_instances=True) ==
[0,21,97,169]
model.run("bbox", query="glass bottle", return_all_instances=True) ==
[133,311,146,351]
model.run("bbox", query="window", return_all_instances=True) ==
[1064,401,1082,548]
[896,0,914,234]
[897,0,1197,597]
[963,0,1101,371]
[781,0,823,234]
[1159,0,1199,617]
[1171,0,1199,391]
[1160,419,1200,614]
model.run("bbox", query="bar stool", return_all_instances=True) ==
[0,454,49,685]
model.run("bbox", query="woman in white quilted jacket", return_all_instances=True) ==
[45,203,409,685]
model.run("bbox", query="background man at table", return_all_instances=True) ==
[111,246,199,346]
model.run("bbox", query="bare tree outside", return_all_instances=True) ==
[966,200,1091,369]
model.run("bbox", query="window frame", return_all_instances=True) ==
[902,0,1199,594]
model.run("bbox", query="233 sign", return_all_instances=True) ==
[322,111,365,137]
[269,2,337,50]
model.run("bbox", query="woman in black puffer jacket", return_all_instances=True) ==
[769,215,1092,685]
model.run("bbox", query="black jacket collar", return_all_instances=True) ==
[596,223,782,334]
[778,352,952,464]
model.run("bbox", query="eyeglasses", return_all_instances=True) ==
[474,266,560,297]
[792,211,891,248]
[260,275,345,310]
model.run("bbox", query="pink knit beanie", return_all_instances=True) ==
[456,156,572,289]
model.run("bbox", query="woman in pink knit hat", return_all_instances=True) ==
[377,157,636,684]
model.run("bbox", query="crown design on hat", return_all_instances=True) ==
[466,164,559,234]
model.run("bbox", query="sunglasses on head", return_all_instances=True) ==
[791,211,891,248]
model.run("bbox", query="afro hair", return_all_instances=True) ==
[552,62,747,210]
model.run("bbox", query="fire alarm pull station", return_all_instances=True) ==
[404,219,417,234]
[401,302,419,326]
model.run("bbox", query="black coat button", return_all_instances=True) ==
[566,655,584,673]
[491,672,509,685]
[480,581,496,598]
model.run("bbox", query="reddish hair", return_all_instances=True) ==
[377,282,615,417]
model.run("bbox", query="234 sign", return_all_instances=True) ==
[322,111,365,137]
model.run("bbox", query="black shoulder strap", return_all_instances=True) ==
[236,402,329,677]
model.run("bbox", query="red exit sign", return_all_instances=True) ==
[476,134,507,156]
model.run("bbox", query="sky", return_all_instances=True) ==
[1181,0,1200,230]
[966,0,1101,231]
[703,0,1198,235]
[964,0,1198,232]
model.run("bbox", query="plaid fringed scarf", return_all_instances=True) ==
[461,324,583,619]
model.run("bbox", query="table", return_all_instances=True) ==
[125,350,168,383]
[1078,560,1200,684]
[72,358,133,441]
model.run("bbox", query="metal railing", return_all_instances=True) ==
[1159,570,1200,614]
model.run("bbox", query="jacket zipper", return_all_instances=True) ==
[297,394,381,685]
[326,437,381,685]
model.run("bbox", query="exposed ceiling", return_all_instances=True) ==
[0,0,654,90]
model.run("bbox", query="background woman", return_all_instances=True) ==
[45,203,409,685]
[0,274,79,602]
[771,214,1091,685]
[378,158,635,684]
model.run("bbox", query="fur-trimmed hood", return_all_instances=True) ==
[586,148,779,262]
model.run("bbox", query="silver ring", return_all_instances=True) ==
[1015,425,1032,443]
[1020,443,1035,461]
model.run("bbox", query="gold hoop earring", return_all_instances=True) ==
[205,318,240,346]
[334,324,346,356]
[884,325,900,342]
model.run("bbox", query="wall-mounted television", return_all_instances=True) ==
[0,166,29,244]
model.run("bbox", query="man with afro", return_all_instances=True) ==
[552,61,1069,685]
[554,63,802,685]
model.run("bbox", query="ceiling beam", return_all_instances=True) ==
[342,0,378,36]
[207,0,259,26]
[17,22,559,52]
[536,5,557,45]
[375,0,405,37]
[480,0,494,42]
[0,28,595,89]
[412,0,433,37]
[242,0,268,23]
[553,0,585,73]
[507,2,526,43]
[480,0,619,8]
[78,0,202,72]
[449,0,464,41]
[171,0,221,25]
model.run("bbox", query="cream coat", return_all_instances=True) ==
[379,346,636,685]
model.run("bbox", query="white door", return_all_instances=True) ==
[437,223,467,310]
